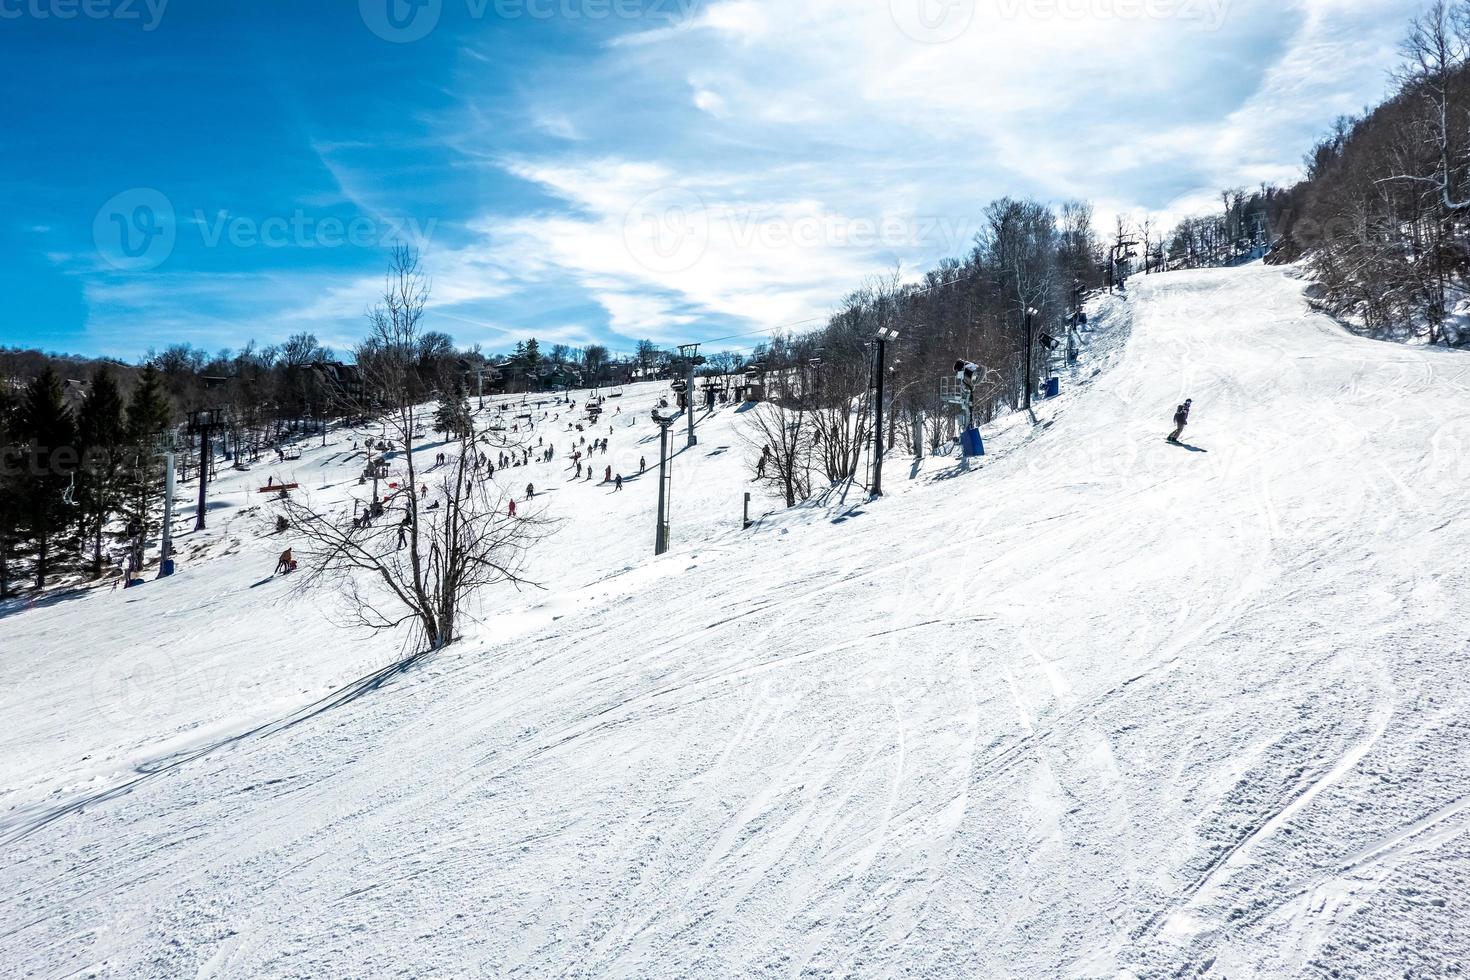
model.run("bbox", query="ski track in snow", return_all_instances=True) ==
[3,264,1470,978]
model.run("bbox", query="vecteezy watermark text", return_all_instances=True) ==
[93,188,437,271]
[0,0,169,31]
[358,0,696,43]
[620,188,984,274]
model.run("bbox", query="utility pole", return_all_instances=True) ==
[678,343,701,448]
[652,409,675,554]
[871,327,899,497]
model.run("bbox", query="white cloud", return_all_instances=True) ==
[420,0,1409,351]
[693,87,728,118]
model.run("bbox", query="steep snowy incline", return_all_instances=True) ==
[4,264,1470,978]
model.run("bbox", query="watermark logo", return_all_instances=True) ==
[358,0,697,40]
[360,0,442,42]
[93,188,176,271]
[92,188,437,270]
[889,0,975,43]
[623,187,710,275]
[92,649,179,730]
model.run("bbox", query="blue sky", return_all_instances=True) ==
[0,0,1417,362]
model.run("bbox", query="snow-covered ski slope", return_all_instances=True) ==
[4,263,1470,978]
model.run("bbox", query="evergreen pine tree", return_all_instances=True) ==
[434,380,471,439]
[524,338,542,389]
[122,366,173,571]
[511,341,528,391]
[17,367,77,589]
[0,385,19,598]
[77,366,127,577]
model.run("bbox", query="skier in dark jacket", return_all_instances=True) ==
[1168,399,1193,443]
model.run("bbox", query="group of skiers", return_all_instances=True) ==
[278,388,1204,578]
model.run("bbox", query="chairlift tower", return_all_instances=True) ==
[187,408,226,532]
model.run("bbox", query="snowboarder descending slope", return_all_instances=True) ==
[1168,399,1193,443]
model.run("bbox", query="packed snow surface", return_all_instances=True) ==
[3,264,1470,977]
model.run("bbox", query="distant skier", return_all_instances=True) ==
[274,547,296,576]
[1168,399,1193,444]
[526,483,536,499]
[614,474,623,491]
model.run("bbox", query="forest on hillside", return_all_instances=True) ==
[1250,1,1470,347]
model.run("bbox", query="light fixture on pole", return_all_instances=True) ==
[677,343,703,448]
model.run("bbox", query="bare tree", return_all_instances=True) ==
[742,401,813,508]
[1392,0,1470,211]
[276,246,546,651]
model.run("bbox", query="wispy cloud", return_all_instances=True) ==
[427,0,1411,350]
[22,0,1416,358]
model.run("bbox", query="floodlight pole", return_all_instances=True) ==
[194,421,211,532]
[679,343,700,448]
[872,333,888,498]
[159,448,176,577]
[1023,308,1035,412]
[654,415,673,555]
